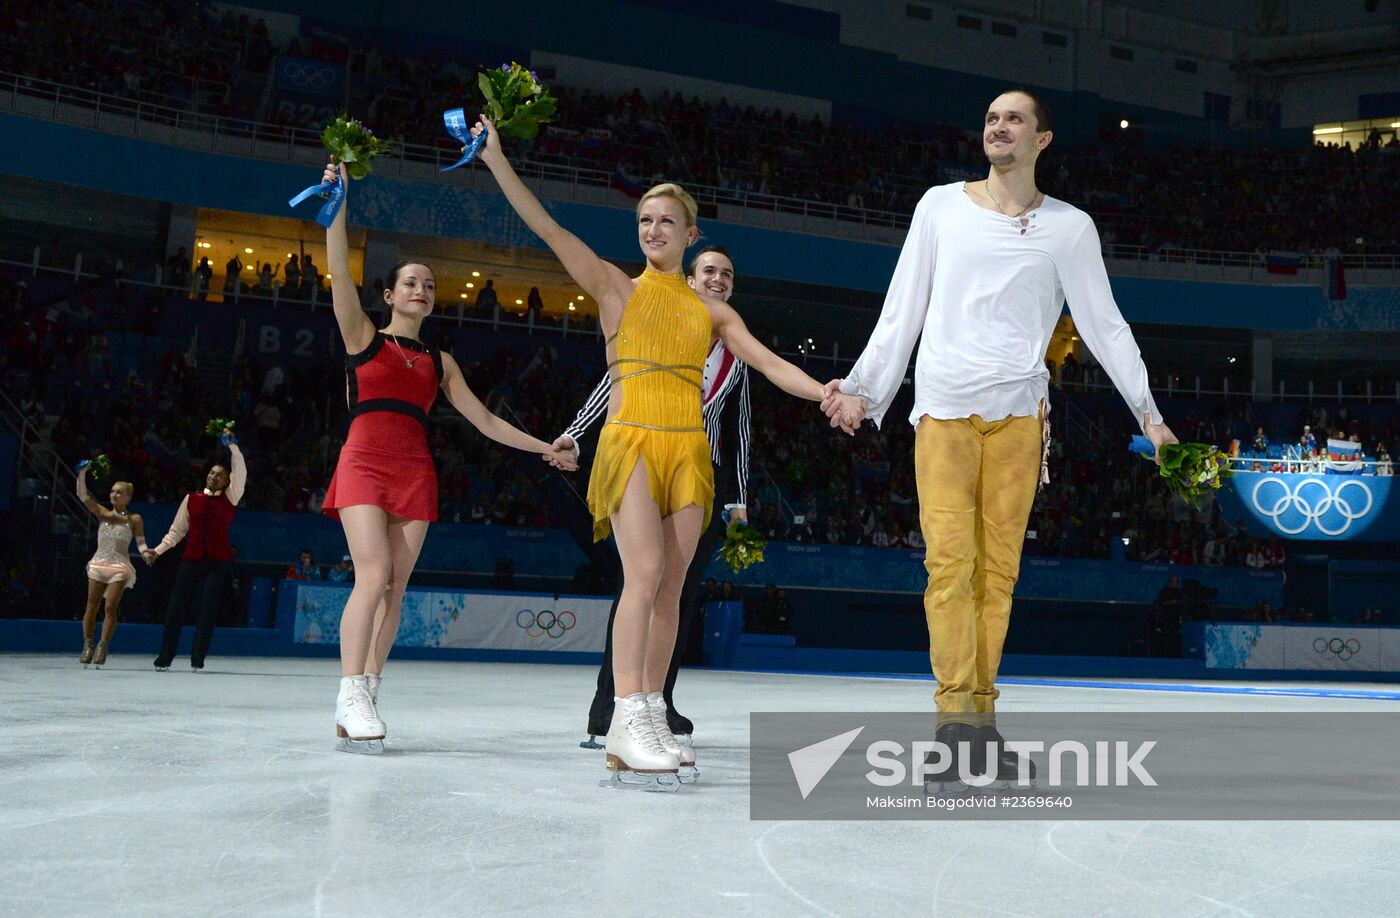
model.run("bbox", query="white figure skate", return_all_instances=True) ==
[335,675,386,755]
[646,692,697,784]
[601,693,679,792]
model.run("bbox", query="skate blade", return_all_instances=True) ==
[599,772,681,793]
[579,735,605,750]
[677,765,699,785]
[335,738,385,755]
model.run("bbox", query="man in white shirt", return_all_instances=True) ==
[822,89,1177,783]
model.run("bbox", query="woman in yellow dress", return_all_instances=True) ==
[471,116,849,785]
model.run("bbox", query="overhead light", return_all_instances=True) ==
[245,264,254,270]
[1119,119,1129,129]
[471,270,480,277]
[515,299,523,305]
[460,293,468,300]
[568,304,576,311]
[1228,356,1237,363]
[466,283,475,288]
[325,274,332,280]
[244,247,254,254]
[576,295,584,301]
[1391,122,1400,128]
[1312,127,1343,135]
[287,252,294,258]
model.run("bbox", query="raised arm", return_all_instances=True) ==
[226,437,247,506]
[323,162,375,354]
[471,118,632,317]
[439,352,577,469]
[76,467,121,523]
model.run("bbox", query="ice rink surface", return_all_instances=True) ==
[5,652,1400,917]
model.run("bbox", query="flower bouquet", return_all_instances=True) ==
[79,454,111,479]
[289,115,392,226]
[717,522,767,574]
[441,62,557,171]
[206,418,237,446]
[1130,435,1233,508]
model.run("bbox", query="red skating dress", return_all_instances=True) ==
[323,332,442,522]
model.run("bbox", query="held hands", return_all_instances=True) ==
[820,379,866,435]
[140,549,157,566]
[469,115,503,167]
[542,435,579,472]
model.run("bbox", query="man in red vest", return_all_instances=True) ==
[143,430,247,671]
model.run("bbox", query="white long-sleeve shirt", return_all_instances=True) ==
[153,443,247,556]
[842,182,1162,430]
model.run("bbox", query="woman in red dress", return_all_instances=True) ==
[320,161,576,753]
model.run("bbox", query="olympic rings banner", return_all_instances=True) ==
[1204,624,1400,672]
[293,585,609,652]
[1217,472,1398,541]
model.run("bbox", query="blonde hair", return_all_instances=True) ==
[113,481,134,498]
[637,183,698,226]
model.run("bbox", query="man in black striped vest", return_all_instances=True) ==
[554,246,752,747]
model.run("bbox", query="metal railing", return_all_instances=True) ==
[6,70,1398,266]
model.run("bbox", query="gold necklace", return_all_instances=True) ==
[386,333,424,369]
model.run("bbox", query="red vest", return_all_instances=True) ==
[183,491,237,561]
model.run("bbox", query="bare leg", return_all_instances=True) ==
[364,516,429,675]
[82,579,103,644]
[337,505,393,677]
[100,580,128,645]
[608,460,666,699]
[642,505,703,693]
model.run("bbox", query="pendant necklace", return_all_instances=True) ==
[386,333,423,369]
[985,182,1039,235]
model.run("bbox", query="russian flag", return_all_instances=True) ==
[1266,252,1300,275]
[1326,438,1362,474]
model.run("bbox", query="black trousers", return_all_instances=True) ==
[154,560,232,668]
[586,491,727,736]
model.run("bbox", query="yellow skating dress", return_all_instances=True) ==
[587,268,715,541]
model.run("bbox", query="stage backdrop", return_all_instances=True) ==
[1219,472,1398,541]
[293,584,609,653]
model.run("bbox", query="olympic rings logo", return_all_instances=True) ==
[1313,636,1361,661]
[1250,477,1373,537]
[280,61,337,89]
[516,608,577,639]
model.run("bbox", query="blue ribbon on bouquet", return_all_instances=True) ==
[288,173,346,228]
[440,108,486,171]
[1129,435,1157,459]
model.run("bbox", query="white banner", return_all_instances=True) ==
[294,584,609,653]
[1205,624,1398,671]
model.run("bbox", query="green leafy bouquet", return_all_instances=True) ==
[717,522,767,573]
[1131,436,1233,508]
[320,115,393,180]
[479,62,558,141]
[206,418,236,438]
[84,454,111,479]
